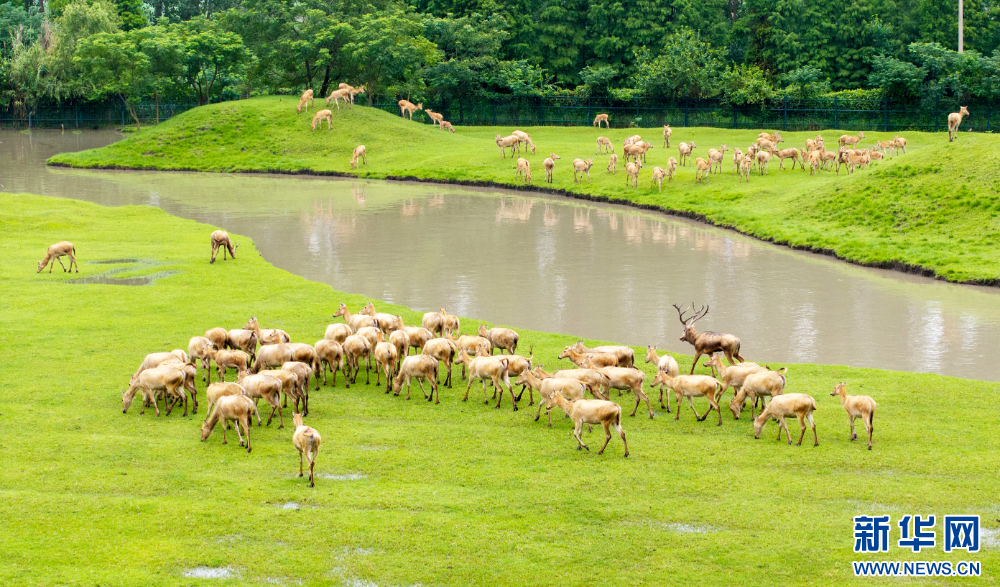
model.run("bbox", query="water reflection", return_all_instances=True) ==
[7,129,1000,381]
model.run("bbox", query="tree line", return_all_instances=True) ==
[3,0,999,125]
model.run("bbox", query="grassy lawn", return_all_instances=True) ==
[1,192,998,585]
[48,96,1000,284]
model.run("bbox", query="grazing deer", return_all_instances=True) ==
[398,99,422,120]
[673,304,745,374]
[210,231,237,263]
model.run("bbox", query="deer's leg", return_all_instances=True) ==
[689,352,702,374]
[597,421,613,455]
[574,421,588,451]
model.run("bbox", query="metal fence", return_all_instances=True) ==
[4,95,994,132]
[0,102,199,129]
[370,96,997,133]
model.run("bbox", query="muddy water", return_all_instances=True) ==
[5,129,1000,380]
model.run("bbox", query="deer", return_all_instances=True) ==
[38,241,78,273]
[398,99,422,120]
[948,106,969,142]
[831,382,877,450]
[593,113,609,128]
[673,304,744,374]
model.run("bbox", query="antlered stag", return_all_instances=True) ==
[673,304,745,374]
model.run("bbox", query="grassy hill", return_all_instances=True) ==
[49,96,1000,284]
[2,192,998,585]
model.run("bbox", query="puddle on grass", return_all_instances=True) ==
[981,528,1000,549]
[182,567,235,579]
[281,502,301,510]
[319,473,367,480]
[66,258,179,286]
[664,523,717,534]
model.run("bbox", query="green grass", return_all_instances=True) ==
[48,96,1000,283]
[2,192,999,585]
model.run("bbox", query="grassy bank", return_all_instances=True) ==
[1,192,998,585]
[48,96,1000,284]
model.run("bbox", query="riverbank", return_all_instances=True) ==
[2,192,998,585]
[47,96,1000,284]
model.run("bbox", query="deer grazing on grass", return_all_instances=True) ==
[948,106,969,142]
[673,304,744,374]
[201,395,254,453]
[296,89,314,113]
[831,382,877,450]
[210,231,237,263]
[753,393,818,446]
[398,99,422,120]
[37,241,78,273]
[311,109,333,131]
[593,113,609,128]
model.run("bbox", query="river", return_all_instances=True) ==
[5,129,1000,380]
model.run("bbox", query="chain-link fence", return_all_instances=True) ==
[0,102,199,129]
[369,96,997,133]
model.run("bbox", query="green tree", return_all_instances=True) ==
[780,66,831,99]
[115,0,148,30]
[740,0,899,89]
[49,0,120,98]
[632,28,724,99]
[1,24,50,116]
[345,9,439,104]
[720,63,776,106]
[134,23,183,121]
[576,63,615,97]
[422,12,507,101]
[74,30,150,127]
[169,17,248,105]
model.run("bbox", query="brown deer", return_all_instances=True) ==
[673,304,745,374]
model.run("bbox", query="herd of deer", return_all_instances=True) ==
[107,231,880,476]
[295,85,970,188]
[497,123,915,189]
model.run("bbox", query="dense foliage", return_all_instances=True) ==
[3,0,1000,114]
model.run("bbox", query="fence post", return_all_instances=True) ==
[684,97,689,128]
[733,104,737,129]
[783,95,788,131]
[27,112,31,129]
[492,100,496,126]
[122,106,126,127]
[75,102,80,128]
[988,103,992,133]
[884,96,889,132]
[587,97,592,125]
[539,96,543,126]
[833,97,838,130]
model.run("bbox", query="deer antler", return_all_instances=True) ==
[689,303,709,325]
[672,303,692,326]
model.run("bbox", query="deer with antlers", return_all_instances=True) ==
[673,304,745,374]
